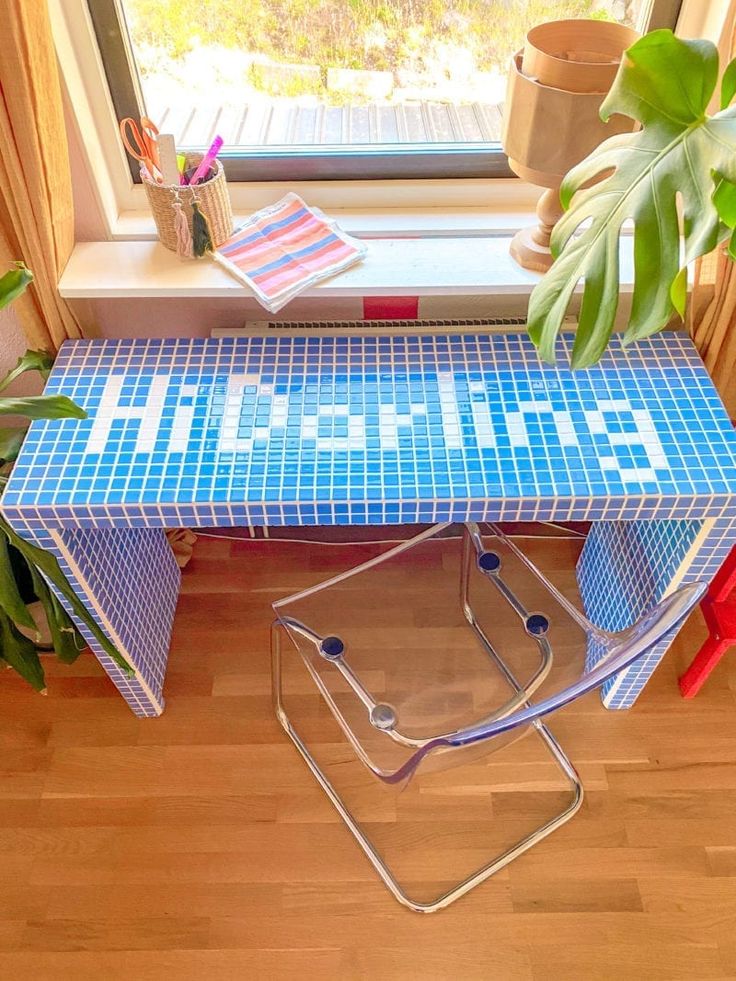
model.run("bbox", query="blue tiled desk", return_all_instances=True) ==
[4,332,736,716]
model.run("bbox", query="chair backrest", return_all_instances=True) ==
[382,580,704,785]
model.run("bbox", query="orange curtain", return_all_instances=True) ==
[0,0,82,351]
[689,251,736,415]
[690,7,736,415]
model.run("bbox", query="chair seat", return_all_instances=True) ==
[277,527,550,768]
[275,523,703,782]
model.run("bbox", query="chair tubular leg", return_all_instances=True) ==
[460,523,554,708]
[271,619,584,913]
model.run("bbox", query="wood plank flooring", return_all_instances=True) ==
[0,532,735,980]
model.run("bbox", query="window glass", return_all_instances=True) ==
[119,1,645,152]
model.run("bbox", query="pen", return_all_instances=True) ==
[189,135,223,186]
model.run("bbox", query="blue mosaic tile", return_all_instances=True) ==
[23,526,179,715]
[579,514,736,708]
[3,333,736,524]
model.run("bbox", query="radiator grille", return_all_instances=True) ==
[210,316,565,337]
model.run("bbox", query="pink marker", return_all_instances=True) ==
[189,135,223,186]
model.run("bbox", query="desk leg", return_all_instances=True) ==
[35,527,180,717]
[577,515,736,709]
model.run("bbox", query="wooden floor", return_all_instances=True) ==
[1,532,735,980]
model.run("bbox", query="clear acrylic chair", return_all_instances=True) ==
[271,522,704,913]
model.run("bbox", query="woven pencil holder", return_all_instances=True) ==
[142,154,233,256]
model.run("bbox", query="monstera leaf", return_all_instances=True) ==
[527,30,736,369]
[0,263,32,311]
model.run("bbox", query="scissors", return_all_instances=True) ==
[119,116,162,182]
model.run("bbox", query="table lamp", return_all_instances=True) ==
[502,19,639,273]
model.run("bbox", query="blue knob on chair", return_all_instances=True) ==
[478,551,501,573]
[319,636,345,660]
[525,613,550,636]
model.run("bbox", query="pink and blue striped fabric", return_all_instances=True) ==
[212,193,367,312]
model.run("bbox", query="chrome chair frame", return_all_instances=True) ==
[272,635,583,914]
[271,521,703,913]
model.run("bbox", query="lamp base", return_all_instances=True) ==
[509,226,555,273]
[509,186,563,274]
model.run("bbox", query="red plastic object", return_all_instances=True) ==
[363,296,419,320]
[679,543,736,697]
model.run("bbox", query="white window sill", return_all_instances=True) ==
[60,234,634,301]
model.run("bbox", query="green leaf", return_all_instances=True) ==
[27,564,83,664]
[0,607,46,691]
[0,516,132,676]
[0,264,32,311]
[0,531,37,631]
[47,594,84,665]
[598,32,719,128]
[0,350,55,394]
[0,427,27,464]
[729,227,736,261]
[0,395,87,420]
[670,266,688,320]
[527,30,736,368]
[713,174,736,228]
[722,56,736,109]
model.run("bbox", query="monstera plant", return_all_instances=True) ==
[0,263,130,690]
[528,30,736,368]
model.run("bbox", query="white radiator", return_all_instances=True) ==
[211,316,575,337]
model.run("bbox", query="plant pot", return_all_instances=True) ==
[17,602,54,650]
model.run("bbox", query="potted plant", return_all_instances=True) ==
[0,263,130,690]
[526,30,736,369]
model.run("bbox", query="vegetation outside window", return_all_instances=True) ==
[90,0,683,183]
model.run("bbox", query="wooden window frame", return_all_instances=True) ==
[51,0,716,238]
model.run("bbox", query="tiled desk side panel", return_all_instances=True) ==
[12,520,179,716]
[579,519,704,633]
[578,514,736,708]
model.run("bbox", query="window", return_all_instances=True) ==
[89,0,683,184]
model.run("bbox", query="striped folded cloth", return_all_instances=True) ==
[211,193,367,313]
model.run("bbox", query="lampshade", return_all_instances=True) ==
[502,52,635,188]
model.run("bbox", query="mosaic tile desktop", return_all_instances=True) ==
[3,332,736,715]
[4,332,736,526]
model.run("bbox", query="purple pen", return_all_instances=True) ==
[189,135,223,186]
